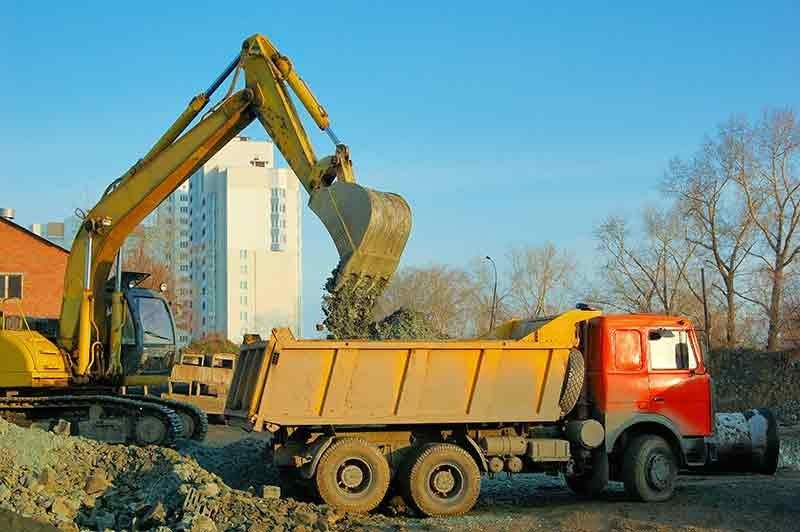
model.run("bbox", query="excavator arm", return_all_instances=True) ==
[58,34,411,377]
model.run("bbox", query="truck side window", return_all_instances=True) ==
[613,330,643,371]
[649,329,697,370]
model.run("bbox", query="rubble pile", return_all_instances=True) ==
[0,419,367,532]
[705,348,800,424]
[322,267,444,340]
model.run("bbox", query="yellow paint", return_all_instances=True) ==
[0,330,69,388]
[230,310,599,427]
[55,34,411,384]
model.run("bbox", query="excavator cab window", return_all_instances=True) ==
[136,297,175,345]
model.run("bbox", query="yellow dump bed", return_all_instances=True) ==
[226,309,599,431]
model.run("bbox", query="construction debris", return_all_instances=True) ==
[322,267,444,340]
[0,418,370,532]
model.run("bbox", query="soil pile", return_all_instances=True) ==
[322,268,443,340]
[0,418,370,532]
[705,348,800,424]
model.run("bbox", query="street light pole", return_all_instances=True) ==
[485,256,498,332]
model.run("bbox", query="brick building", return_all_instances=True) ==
[0,212,69,319]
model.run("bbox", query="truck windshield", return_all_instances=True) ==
[137,297,175,345]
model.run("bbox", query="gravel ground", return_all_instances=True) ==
[200,425,800,532]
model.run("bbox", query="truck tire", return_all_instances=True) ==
[314,438,390,513]
[565,449,608,498]
[622,434,677,502]
[559,349,585,416]
[402,443,481,517]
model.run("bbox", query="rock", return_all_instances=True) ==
[261,485,281,499]
[38,467,56,492]
[56,522,79,532]
[0,484,10,500]
[84,470,111,495]
[23,472,39,489]
[189,515,217,532]
[294,509,318,527]
[50,497,76,520]
[293,526,312,532]
[94,511,116,530]
[51,419,71,436]
[201,482,220,497]
[139,501,168,529]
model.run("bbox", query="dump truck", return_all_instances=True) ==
[226,308,779,517]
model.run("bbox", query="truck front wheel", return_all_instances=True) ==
[314,438,390,513]
[403,443,481,517]
[622,434,677,502]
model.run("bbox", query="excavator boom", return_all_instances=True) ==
[58,34,412,375]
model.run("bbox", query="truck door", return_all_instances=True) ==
[646,328,712,436]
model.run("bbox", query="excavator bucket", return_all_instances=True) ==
[309,181,411,289]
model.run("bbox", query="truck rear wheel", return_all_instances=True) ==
[314,438,390,513]
[622,435,677,502]
[403,443,481,517]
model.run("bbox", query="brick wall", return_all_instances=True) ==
[0,219,68,319]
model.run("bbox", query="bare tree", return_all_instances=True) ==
[465,258,513,335]
[506,243,576,318]
[122,230,185,325]
[734,108,800,349]
[594,208,699,315]
[376,264,475,337]
[664,118,755,346]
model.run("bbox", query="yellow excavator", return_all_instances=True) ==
[0,34,411,445]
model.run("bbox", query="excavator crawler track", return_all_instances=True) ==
[131,395,209,442]
[0,394,182,447]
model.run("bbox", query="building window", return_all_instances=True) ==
[0,274,23,299]
[240,249,248,259]
[240,264,248,274]
[180,206,189,213]
[240,295,248,305]
[240,280,248,289]
[180,194,189,201]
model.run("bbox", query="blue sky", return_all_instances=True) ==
[2,1,798,334]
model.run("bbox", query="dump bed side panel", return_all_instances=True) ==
[232,335,573,428]
[226,311,596,429]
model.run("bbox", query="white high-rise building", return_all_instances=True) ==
[154,182,193,345]
[187,136,302,342]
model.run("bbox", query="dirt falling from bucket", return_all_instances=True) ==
[322,267,444,340]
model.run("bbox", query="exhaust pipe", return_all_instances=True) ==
[705,408,780,474]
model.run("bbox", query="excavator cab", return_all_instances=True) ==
[106,273,177,383]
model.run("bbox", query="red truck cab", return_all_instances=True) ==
[575,313,777,502]
[586,314,713,442]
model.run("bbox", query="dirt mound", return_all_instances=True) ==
[322,268,443,340]
[0,419,371,532]
[706,348,800,424]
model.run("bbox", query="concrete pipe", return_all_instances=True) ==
[707,409,780,474]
